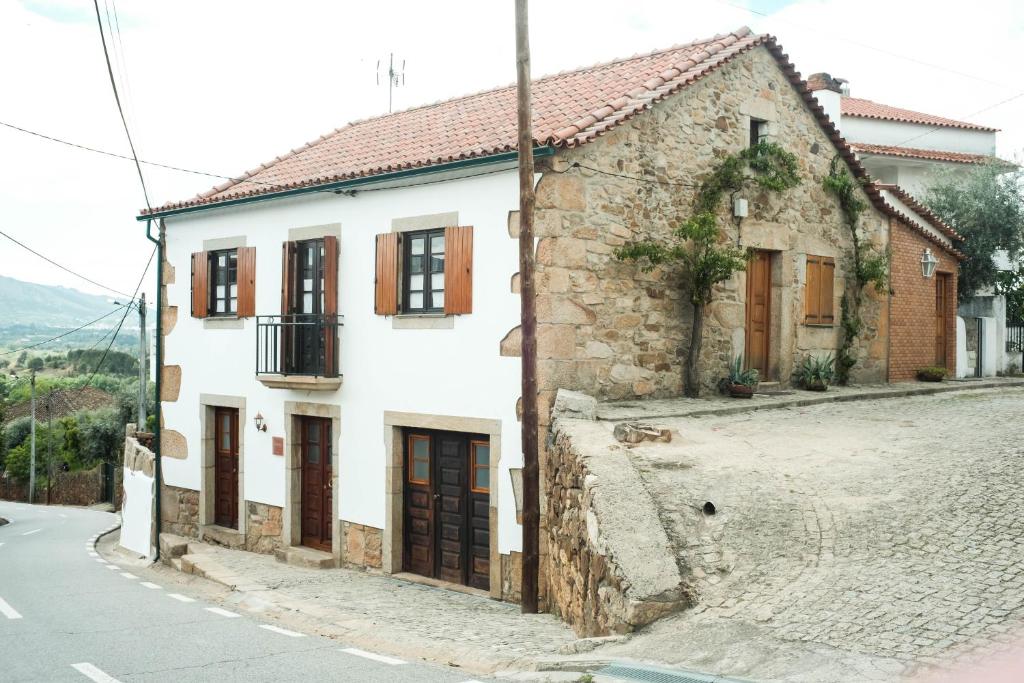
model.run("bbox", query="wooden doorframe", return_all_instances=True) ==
[383,411,502,599]
[198,394,246,536]
[299,415,332,551]
[745,249,773,376]
[213,407,240,529]
[283,401,340,564]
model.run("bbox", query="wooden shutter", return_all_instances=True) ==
[374,233,398,315]
[444,225,473,315]
[236,247,256,318]
[819,257,835,324]
[191,251,209,319]
[323,236,338,376]
[281,241,296,315]
[804,255,820,324]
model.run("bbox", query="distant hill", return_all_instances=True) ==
[0,276,139,352]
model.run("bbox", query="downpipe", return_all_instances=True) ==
[145,219,163,561]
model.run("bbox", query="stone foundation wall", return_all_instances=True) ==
[500,551,523,603]
[245,501,283,554]
[160,483,199,538]
[342,521,382,569]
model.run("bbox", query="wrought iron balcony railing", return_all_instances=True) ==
[256,314,342,378]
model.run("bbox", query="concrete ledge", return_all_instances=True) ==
[199,524,245,550]
[256,374,343,391]
[274,545,337,569]
[159,533,190,561]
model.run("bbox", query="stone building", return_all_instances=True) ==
[133,26,962,632]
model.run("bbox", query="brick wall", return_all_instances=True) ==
[888,218,958,381]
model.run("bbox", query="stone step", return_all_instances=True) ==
[198,524,246,550]
[159,533,190,559]
[274,545,337,569]
[170,557,182,572]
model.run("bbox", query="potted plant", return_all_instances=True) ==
[916,366,946,382]
[795,353,835,391]
[726,355,759,398]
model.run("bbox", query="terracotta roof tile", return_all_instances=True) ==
[874,183,964,242]
[850,142,994,165]
[842,97,997,132]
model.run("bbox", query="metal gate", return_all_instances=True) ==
[101,462,115,504]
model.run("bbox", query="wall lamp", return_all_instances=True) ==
[254,412,268,432]
[921,248,938,278]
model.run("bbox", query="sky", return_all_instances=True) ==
[0,0,1021,307]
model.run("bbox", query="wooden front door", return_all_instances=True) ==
[213,408,239,529]
[935,273,951,367]
[403,430,490,590]
[745,250,772,375]
[300,416,332,551]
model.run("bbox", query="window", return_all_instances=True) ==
[209,249,238,316]
[408,434,430,484]
[805,255,836,325]
[470,440,490,493]
[749,118,767,147]
[403,229,445,313]
[294,239,325,315]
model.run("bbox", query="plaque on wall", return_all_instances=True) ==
[272,436,284,456]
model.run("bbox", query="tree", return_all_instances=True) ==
[924,163,1024,302]
[27,356,44,372]
[60,416,82,470]
[615,142,801,397]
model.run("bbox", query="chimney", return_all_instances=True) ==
[806,72,847,131]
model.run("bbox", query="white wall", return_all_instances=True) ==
[120,465,154,559]
[161,170,525,553]
[841,117,997,156]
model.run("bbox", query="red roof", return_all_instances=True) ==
[850,142,993,165]
[150,27,774,214]
[841,97,997,132]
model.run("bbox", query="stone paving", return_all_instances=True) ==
[574,385,1024,681]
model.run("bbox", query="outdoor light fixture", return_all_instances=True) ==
[509,467,524,524]
[921,248,938,278]
[254,412,267,432]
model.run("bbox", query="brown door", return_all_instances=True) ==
[935,274,950,367]
[300,416,332,551]
[745,250,772,375]
[214,408,239,529]
[403,430,490,590]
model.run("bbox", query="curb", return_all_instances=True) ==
[596,379,1024,422]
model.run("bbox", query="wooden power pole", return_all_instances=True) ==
[515,0,539,614]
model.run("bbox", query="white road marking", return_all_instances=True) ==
[259,624,304,637]
[0,596,23,620]
[205,607,240,618]
[167,593,195,603]
[119,573,138,580]
[340,648,405,665]
[0,542,4,548]
[139,582,161,590]
[58,514,67,518]
[88,552,98,557]
[95,558,108,564]
[22,529,41,536]
[105,565,119,570]
[71,662,121,683]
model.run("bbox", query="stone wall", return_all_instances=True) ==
[161,483,199,537]
[527,44,888,401]
[889,218,959,381]
[546,411,687,636]
[342,521,382,569]
[48,466,104,507]
[245,501,283,554]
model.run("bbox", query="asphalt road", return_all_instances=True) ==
[0,502,492,682]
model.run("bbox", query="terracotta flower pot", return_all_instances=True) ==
[729,384,755,398]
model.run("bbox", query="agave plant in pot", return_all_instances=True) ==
[726,355,759,398]
[795,353,835,392]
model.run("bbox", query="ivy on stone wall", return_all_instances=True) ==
[823,156,889,384]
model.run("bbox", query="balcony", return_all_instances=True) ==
[256,314,343,391]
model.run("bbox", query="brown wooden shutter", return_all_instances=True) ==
[804,255,820,324]
[374,233,398,315]
[236,247,256,318]
[444,225,473,315]
[281,241,296,315]
[323,236,338,376]
[191,251,209,319]
[819,257,835,324]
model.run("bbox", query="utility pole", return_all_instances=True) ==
[28,369,36,504]
[46,396,52,506]
[515,0,539,614]
[137,293,147,431]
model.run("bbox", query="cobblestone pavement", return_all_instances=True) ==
[584,386,1024,682]
[163,542,578,675]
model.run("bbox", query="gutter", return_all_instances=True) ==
[136,147,556,221]
[144,218,163,562]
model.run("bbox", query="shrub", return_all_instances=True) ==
[726,355,759,387]
[795,354,836,390]
[916,366,946,382]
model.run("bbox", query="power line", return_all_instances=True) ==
[882,91,1024,152]
[0,228,135,299]
[0,304,131,357]
[91,0,151,211]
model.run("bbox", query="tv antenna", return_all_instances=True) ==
[377,53,405,113]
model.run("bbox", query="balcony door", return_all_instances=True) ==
[279,236,338,376]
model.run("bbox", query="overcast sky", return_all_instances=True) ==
[1,0,1021,307]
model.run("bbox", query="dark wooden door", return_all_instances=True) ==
[403,430,490,590]
[300,416,332,551]
[214,407,238,529]
[935,273,950,367]
[745,250,772,375]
